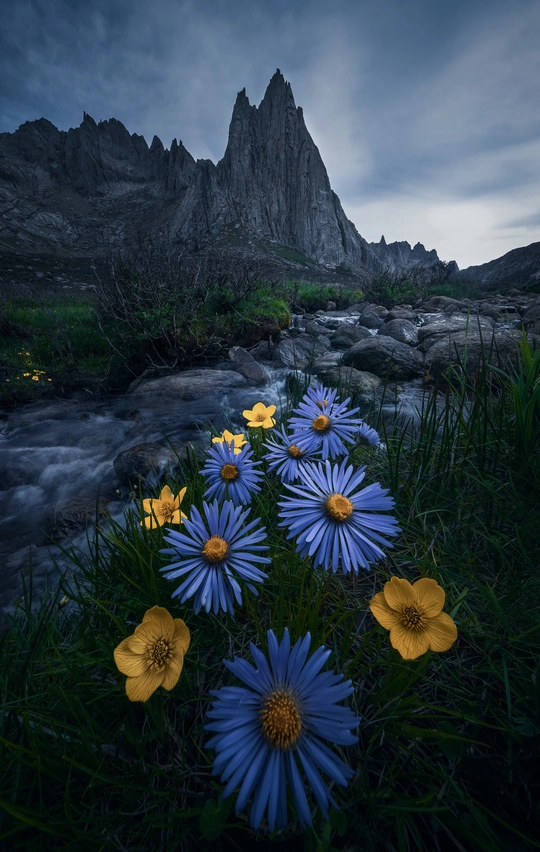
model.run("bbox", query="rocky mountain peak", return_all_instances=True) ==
[150,135,164,153]
[0,71,458,283]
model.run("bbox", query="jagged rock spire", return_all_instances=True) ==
[0,70,453,278]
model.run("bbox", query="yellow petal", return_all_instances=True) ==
[426,612,458,653]
[173,618,191,654]
[159,485,174,502]
[113,640,149,677]
[242,408,255,420]
[141,514,159,529]
[411,577,445,617]
[160,652,184,691]
[171,487,187,512]
[369,591,402,630]
[142,499,166,525]
[127,622,168,653]
[389,623,430,660]
[383,576,415,611]
[142,606,175,638]
[170,509,186,524]
[125,669,164,702]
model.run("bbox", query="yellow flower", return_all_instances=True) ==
[212,429,247,454]
[369,576,457,661]
[242,402,276,429]
[141,485,187,528]
[113,606,190,702]
[31,376,39,381]
[23,372,31,377]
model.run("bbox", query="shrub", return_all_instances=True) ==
[93,237,289,369]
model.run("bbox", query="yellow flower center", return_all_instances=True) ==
[202,536,229,563]
[148,637,171,672]
[260,689,302,750]
[221,463,239,481]
[312,414,331,432]
[288,444,304,458]
[325,493,354,522]
[400,605,427,631]
[159,500,176,520]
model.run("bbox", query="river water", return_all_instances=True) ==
[0,316,447,632]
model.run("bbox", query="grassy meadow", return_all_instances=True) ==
[0,265,539,851]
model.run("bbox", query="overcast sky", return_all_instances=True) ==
[1,0,539,269]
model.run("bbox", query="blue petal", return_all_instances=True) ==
[250,747,280,830]
[235,740,271,812]
[296,743,334,819]
[286,749,312,828]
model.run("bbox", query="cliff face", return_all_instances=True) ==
[0,69,449,281]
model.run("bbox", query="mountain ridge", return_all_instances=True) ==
[0,69,536,290]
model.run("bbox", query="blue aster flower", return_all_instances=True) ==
[262,425,322,484]
[205,628,360,832]
[278,458,401,573]
[159,500,270,615]
[287,386,365,460]
[201,440,263,505]
[304,382,340,411]
[355,420,380,447]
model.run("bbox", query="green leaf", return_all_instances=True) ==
[199,796,233,841]
[329,806,347,837]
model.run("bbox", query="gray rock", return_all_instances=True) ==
[248,339,274,361]
[273,334,330,369]
[520,298,540,335]
[419,296,467,313]
[312,351,344,371]
[424,328,530,381]
[329,324,371,349]
[363,303,389,317]
[384,307,417,322]
[303,320,332,337]
[359,310,385,330]
[342,336,425,379]
[228,346,268,383]
[473,302,507,323]
[49,497,110,541]
[377,318,418,345]
[417,314,495,352]
[113,442,182,486]
[315,365,382,395]
[132,369,247,397]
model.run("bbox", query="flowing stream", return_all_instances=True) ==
[0,319,448,631]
